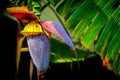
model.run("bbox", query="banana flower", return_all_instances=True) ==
[7,6,76,74]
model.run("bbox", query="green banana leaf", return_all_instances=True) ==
[9,0,120,76]
[45,0,120,75]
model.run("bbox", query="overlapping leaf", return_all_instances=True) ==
[9,0,120,76]
[48,0,120,75]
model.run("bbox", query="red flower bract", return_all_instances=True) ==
[7,6,39,24]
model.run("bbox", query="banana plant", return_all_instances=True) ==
[47,0,120,75]
[7,6,77,79]
[8,0,120,78]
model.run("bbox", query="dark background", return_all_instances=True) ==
[17,52,120,80]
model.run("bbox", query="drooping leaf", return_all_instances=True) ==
[107,27,120,63]
[73,5,99,40]
[48,0,120,75]
[65,0,93,31]
[113,56,120,75]
[81,13,107,49]
[9,0,120,76]
[95,5,120,57]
